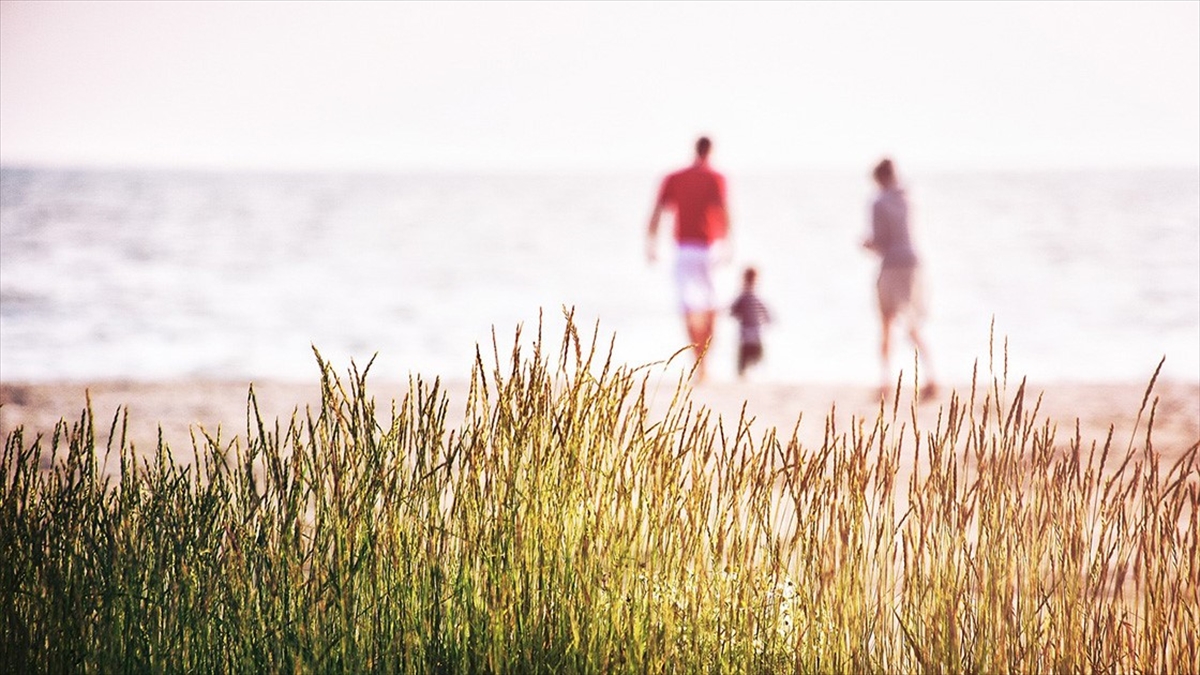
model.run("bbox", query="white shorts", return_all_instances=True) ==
[877,265,927,324]
[674,243,717,313]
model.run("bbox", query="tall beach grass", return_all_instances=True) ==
[2,317,1197,673]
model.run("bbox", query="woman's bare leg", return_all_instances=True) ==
[908,325,938,399]
[879,312,894,397]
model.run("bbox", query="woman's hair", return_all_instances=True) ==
[873,158,896,185]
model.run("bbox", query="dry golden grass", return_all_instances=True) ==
[2,318,1196,673]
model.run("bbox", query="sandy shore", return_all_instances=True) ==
[2,376,1197,473]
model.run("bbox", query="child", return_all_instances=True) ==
[729,266,772,378]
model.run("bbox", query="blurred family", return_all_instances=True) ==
[647,137,936,397]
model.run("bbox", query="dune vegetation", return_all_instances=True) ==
[2,318,1197,673]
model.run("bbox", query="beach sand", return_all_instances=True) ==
[2,376,1197,473]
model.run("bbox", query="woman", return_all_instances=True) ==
[862,158,937,400]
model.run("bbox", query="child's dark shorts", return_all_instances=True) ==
[738,341,763,375]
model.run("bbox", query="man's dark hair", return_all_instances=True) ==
[696,136,713,159]
[743,266,758,285]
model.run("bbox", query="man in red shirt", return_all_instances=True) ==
[646,136,730,383]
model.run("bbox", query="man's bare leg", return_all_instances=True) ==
[685,310,715,383]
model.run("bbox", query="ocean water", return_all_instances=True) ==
[1,166,1197,386]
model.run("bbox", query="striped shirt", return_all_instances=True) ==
[730,291,771,345]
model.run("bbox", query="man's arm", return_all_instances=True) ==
[713,204,730,236]
[647,178,670,263]
[713,175,731,263]
[714,174,730,238]
[647,201,664,263]
[709,202,732,264]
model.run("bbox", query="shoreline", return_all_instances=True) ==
[3,377,1197,470]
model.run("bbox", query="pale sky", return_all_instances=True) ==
[1,0,1197,173]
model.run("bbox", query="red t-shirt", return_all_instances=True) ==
[657,163,727,245]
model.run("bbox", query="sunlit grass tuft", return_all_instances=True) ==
[2,315,1197,673]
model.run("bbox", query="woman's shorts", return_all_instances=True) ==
[674,243,717,313]
[877,265,926,323]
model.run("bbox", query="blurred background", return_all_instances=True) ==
[1,1,1197,386]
